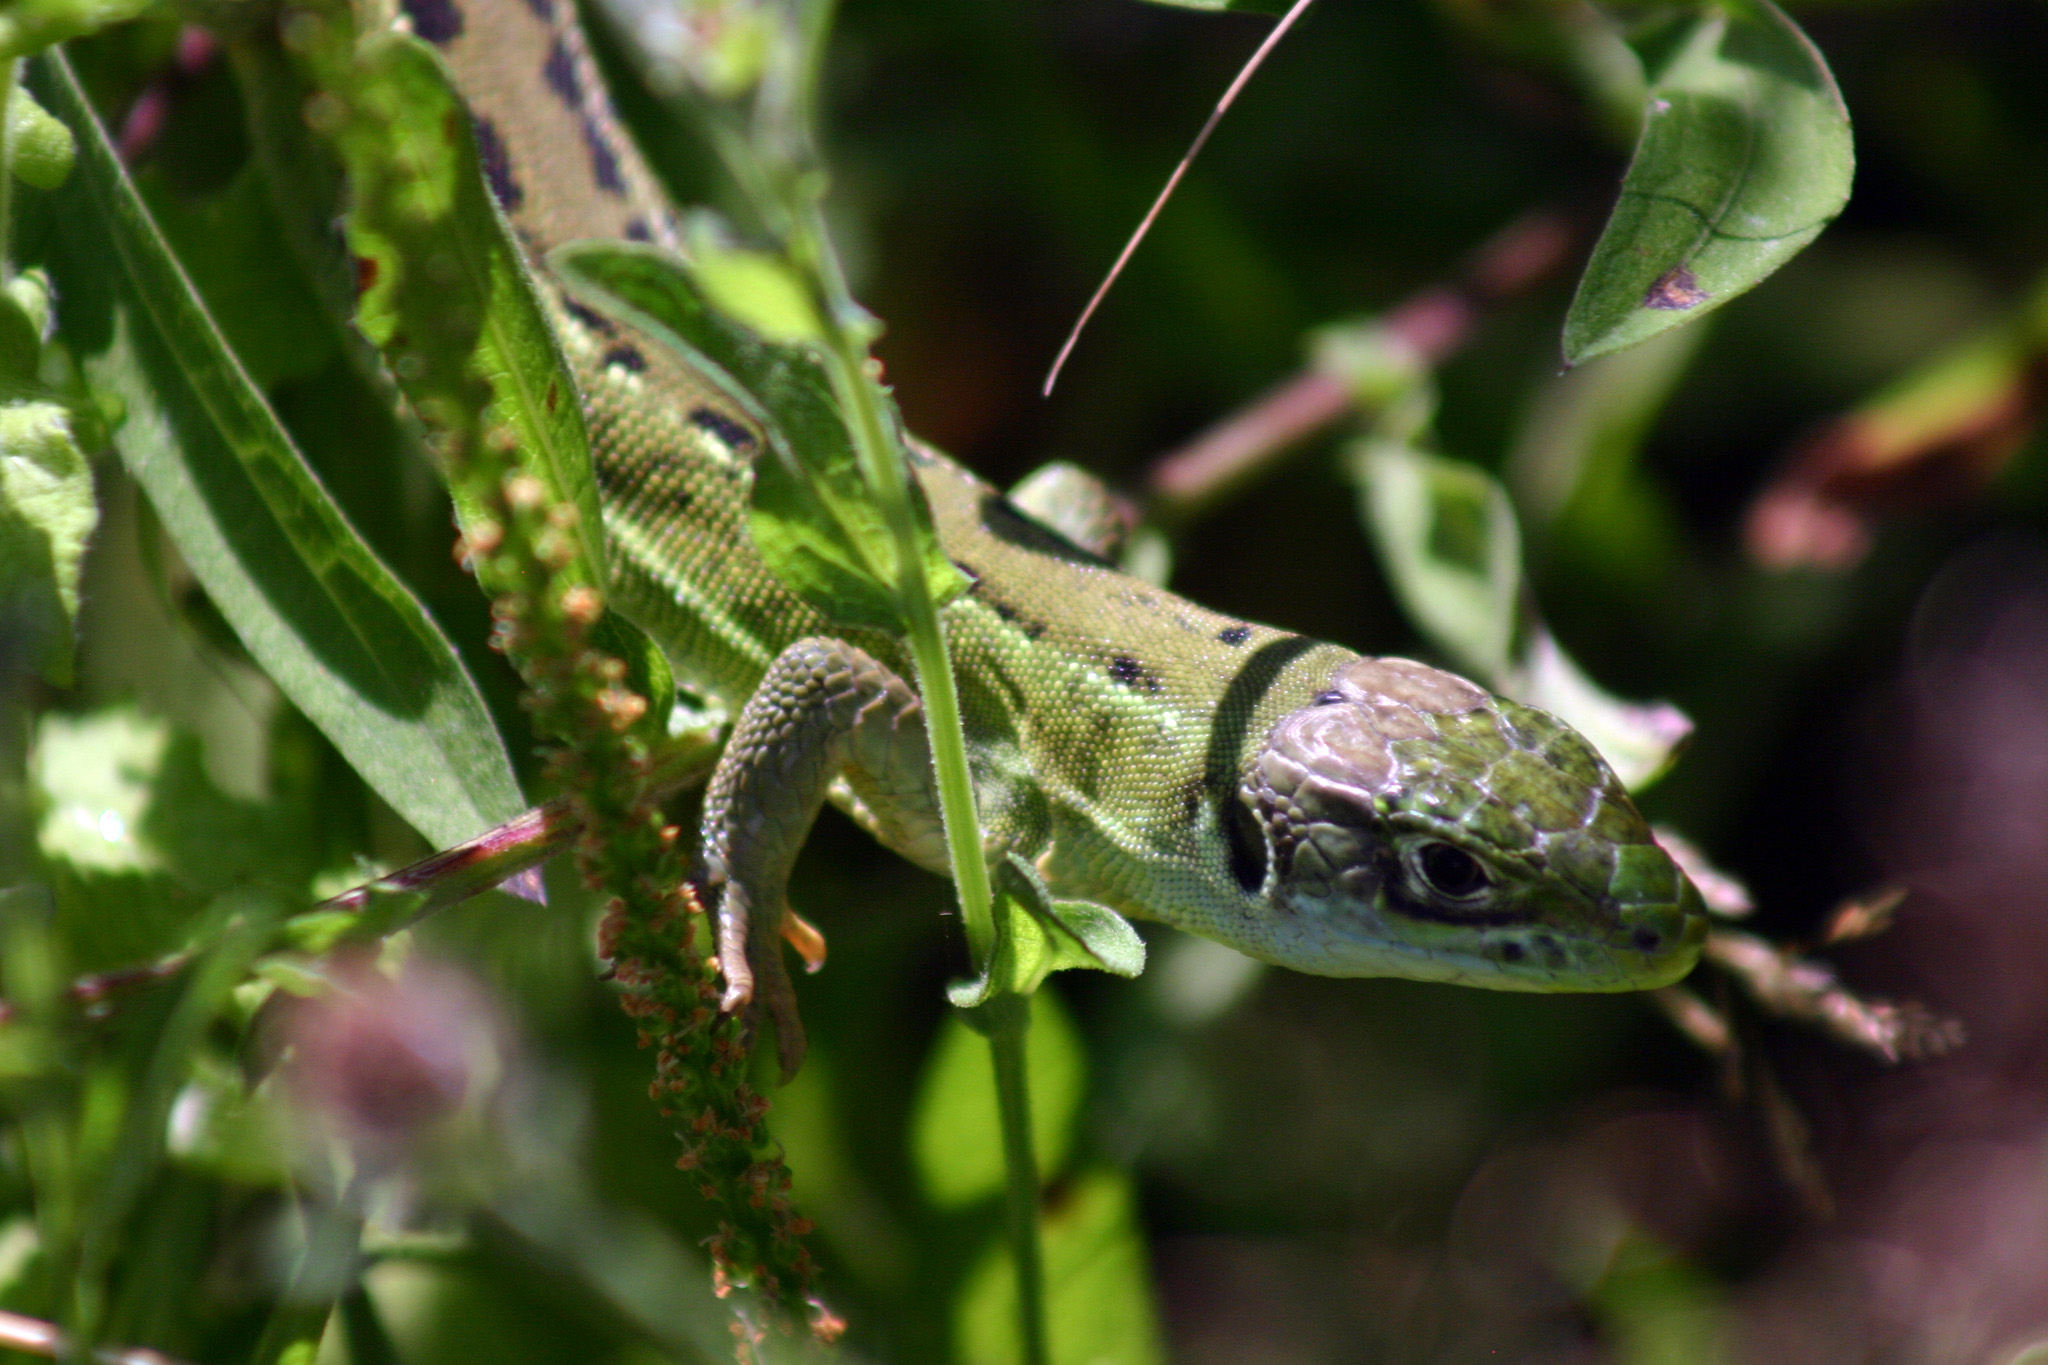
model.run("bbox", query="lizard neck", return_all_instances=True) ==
[407,0,677,256]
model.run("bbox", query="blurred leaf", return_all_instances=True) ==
[35,50,525,850]
[954,1168,1167,1365]
[1504,629,1692,790]
[1510,324,1706,530]
[685,237,825,344]
[77,890,279,1271]
[31,710,325,969]
[949,856,1146,1008]
[554,240,967,632]
[0,0,153,60]
[6,83,72,189]
[1588,1234,1730,1365]
[1747,271,2048,571]
[0,398,94,686]
[911,990,1085,1207]
[1562,0,1852,365]
[1354,436,1521,682]
[324,31,609,588]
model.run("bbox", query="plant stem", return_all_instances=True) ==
[986,995,1048,1365]
[795,206,995,960]
[795,195,1041,1355]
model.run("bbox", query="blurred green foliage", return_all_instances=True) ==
[1,0,2046,1360]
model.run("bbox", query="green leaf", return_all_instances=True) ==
[1353,437,1521,683]
[6,82,72,189]
[1562,0,1853,364]
[553,240,968,633]
[327,31,608,588]
[948,856,1145,1007]
[954,1168,1167,1365]
[910,990,1085,1208]
[1504,630,1692,791]
[0,0,153,61]
[0,398,94,686]
[33,51,525,849]
[686,238,825,344]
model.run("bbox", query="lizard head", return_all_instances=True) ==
[1229,656,1706,990]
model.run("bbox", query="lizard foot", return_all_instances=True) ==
[713,883,811,1078]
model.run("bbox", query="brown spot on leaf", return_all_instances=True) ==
[354,255,378,297]
[1644,266,1710,311]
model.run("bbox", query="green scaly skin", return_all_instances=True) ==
[421,0,1707,1067]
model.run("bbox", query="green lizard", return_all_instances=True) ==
[420,0,1707,1072]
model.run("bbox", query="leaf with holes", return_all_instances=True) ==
[1562,0,1852,365]
[1354,437,1521,683]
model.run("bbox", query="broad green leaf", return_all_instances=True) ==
[1504,630,1692,791]
[949,855,1146,1007]
[34,51,524,849]
[6,83,72,189]
[0,398,94,685]
[954,1168,1167,1365]
[1354,437,1521,682]
[910,990,1085,1207]
[1562,0,1853,364]
[326,32,608,588]
[553,240,968,632]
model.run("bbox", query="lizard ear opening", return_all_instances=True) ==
[1224,792,1269,893]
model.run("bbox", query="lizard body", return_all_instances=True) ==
[418,0,1706,1065]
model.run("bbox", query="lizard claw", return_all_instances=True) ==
[782,911,828,973]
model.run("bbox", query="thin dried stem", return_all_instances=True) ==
[1704,928,1965,1063]
[1043,0,1321,396]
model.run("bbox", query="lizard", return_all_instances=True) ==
[413,0,1708,1074]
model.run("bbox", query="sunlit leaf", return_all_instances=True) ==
[910,990,1085,1208]
[1562,0,1853,365]
[686,237,824,344]
[954,1168,1168,1365]
[553,240,968,632]
[1354,437,1520,682]
[34,51,525,850]
[6,83,72,189]
[0,398,94,686]
[31,709,327,969]
[1504,629,1692,790]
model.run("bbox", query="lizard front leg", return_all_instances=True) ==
[701,637,944,1076]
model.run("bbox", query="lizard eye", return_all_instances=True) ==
[1410,841,1490,901]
